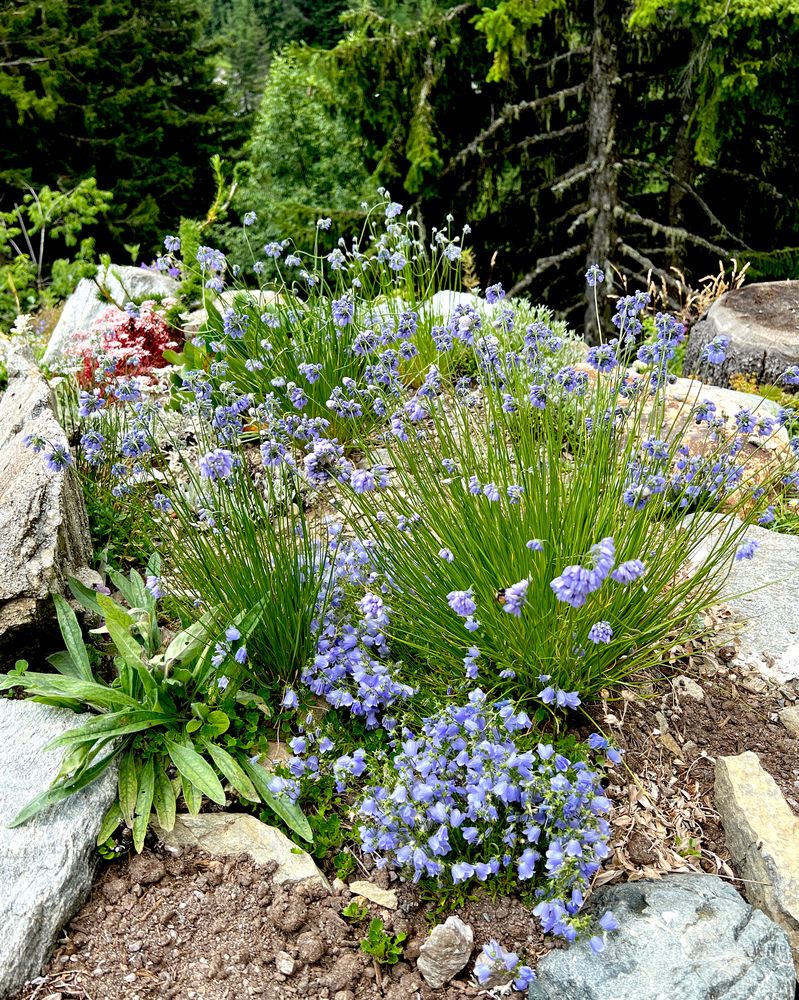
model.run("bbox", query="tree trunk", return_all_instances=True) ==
[584,0,620,342]
[667,61,697,274]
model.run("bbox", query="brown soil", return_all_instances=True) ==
[11,643,799,1000]
[584,648,799,892]
[11,848,546,1000]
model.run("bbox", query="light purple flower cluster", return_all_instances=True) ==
[199,448,237,481]
[338,689,614,942]
[474,940,535,991]
[550,537,614,608]
[701,335,729,365]
[303,439,352,486]
[299,538,415,727]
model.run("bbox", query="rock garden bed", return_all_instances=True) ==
[2,204,799,999]
[9,653,799,1000]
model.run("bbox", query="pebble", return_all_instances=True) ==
[672,675,705,701]
[275,951,296,976]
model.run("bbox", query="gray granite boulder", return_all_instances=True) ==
[0,347,97,666]
[528,874,795,1000]
[683,281,799,389]
[0,700,118,997]
[43,263,178,368]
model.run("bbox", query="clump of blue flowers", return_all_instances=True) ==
[328,688,619,943]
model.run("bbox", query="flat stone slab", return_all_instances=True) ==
[0,699,118,997]
[715,751,799,976]
[528,874,795,1000]
[348,879,398,909]
[156,813,329,891]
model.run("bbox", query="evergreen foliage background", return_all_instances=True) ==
[1,0,798,329]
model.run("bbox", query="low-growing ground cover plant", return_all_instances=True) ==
[67,300,179,389]
[14,195,799,982]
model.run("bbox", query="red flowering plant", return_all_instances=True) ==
[68,300,180,392]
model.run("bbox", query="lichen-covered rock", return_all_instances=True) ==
[683,281,799,389]
[416,915,474,989]
[43,263,178,367]
[0,347,96,665]
[528,874,794,1000]
[715,751,799,975]
[0,700,118,998]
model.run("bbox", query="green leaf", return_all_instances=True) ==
[242,758,313,842]
[52,594,93,681]
[10,747,121,828]
[67,576,105,617]
[186,719,202,733]
[105,567,139,609]
[98,594,143,670]
[203,710,230,737]
[98,593,159,703]
[162,605,219,667]
[202,741,258,800]
[235,689,272,717]
[96,801,124,846]
[181,771,202,815]
[118,750,138,827]
[0,672,138,710]
[43,710,171,751]
[132,759,155,852]
[165,739,226,806]
[128,569,149,612]
[153,764,177,831]
[46,651,79,677]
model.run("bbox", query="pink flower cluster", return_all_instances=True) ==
[69,301,180,390]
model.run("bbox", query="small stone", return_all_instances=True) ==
[348,880,398,909]
[332,878,348,894]
[741,674,768,694]
[672,675,704,702]
[659,732,683,758]
[715,751,799,976]
[102,877,128,904]
[276,952,295,977]
[297,931,326,964]
[416,915,474,989]
[779,705,799,737]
